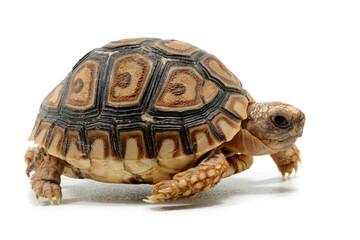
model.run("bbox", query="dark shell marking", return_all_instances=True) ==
[30,38,250,182]
[107,54,153,106]
[200,55,241,90]
[65,60,99,110]
[154,67,203,110]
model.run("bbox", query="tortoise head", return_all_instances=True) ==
[242,102,305,153]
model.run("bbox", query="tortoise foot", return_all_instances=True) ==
[31,179,62,205]
[29,154,65,205]
[271,144,301,179]
[144,180,179,203]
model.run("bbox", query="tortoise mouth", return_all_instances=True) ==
[262,137,297,152]
[263,131,296,143]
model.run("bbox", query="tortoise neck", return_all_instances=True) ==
[222,128,276,156]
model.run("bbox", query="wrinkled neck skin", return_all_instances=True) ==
[224,128,281,156]
[223,102,305,156]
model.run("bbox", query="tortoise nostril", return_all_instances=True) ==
[272,115,290,129]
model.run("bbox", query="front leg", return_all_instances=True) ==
[144,151,229,203]
[270,144,301,178]
[223,154,254,178]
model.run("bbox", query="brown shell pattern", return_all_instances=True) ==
[154,67,204,110]
[153,40,199,56]
[43,80,65,108]
[119,130,148,159]
[200,54,241,90]
[65,60,99,110]
[107,54,153,106]
[29,38,250,184]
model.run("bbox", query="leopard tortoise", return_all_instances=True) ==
[25,38,305,204]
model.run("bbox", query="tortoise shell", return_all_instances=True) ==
[28,38,253,184]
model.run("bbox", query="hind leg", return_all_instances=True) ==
[30,153,65,205]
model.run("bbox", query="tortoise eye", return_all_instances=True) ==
[272,115,291,129]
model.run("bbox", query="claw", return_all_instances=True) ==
[188,193,199,199]
[143,194,167,203]
[143,196,159,204]
[35,193,40,203]
[55,191,62,205]
[26,167,31,177]
[281,172,286,179]
[143,198,154,204]
[46,193,54,205]
[298,158,302,167]
[294,162,299,177]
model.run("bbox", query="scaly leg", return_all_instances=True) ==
[271,144,301,178]
[30,153,65,205]
[25,146,45,177]
[223,154,254,178]
[144,151,229,203]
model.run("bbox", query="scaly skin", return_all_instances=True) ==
[30,154,65,205]
[144,151,229,203]
[25,146,43,177]
[271,144,301,178]
[223,154,254,178]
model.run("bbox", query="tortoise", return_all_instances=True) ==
[25,38,305,204]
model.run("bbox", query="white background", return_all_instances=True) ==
[1,0,359,239]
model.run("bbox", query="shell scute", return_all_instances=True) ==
[47,126,65,159]
[188,123,219,157]
[87,130,118,161]
[106,54,153,107]
[64,130,90,169]
[151,40,200,57]
[34,121,52,147]
[104,38,157,48]
[200,54,242,90]
[65,59,99,110]
[224,94,249,120]
[201,80,219,103]
[43,80,65,108]
[154,130,195,171]
[154,66,204,111]
[211,113,241,141]
[28,117,40,141]
[118,129,148,160]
